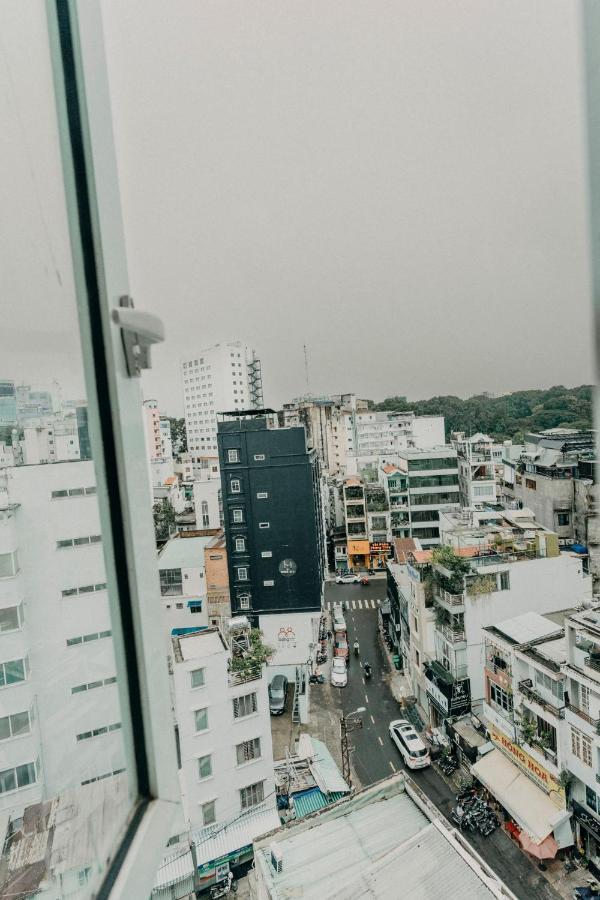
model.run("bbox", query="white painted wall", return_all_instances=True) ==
[193,479,221,530]
[258,612,321,667]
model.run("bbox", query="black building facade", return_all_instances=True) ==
[218,413,324,621]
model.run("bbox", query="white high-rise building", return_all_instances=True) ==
[181,342,263,454]
[0,460,125,820]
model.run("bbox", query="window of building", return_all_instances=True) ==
[232,509,244,523]
[259,522,270,529]
[0,606,22,633]
[233,692,257,718]
[236,738,261,765]
[76,722,121,742]
[240,780,264,810]
[202,800,216,826]
[235,538,246,552]
[66,631,112,647]
[0,711,31,741]
[159,568,183,596]
[586,785,598,813]
[0,658,28,687]
[197,754,213,780]
[489,682,513,713]
[499,571,510,591]
[238,593,251,610]
[0,761,37,794]
[534,669,564,702]
[0,552,19,578]
[571,726,592,766]
[254,454,265,461]
[62,582,107,597]
[237,567,249,581]
[261,550,272,558]
[194,708,209,732]
[525,478,536,490]
[231,479,241,494]
[201,499,210,527]
[263,579,275,587]
[228,449,239,463]
[56,535,102,549]
[256,492,268,499]
[190,668,205,689]
[557,512,570,526]
[72,676,117,694]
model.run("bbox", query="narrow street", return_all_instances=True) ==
[323,581,561,900]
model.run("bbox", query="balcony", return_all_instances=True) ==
[567,702,600,728]
[439,624,466,644]
[228,666,263,687]
[437,589,465,611]
[518,680,564,719]
[585,656,600,677]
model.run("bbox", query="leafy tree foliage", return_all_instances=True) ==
[168,417,187,454]
[153,498,175,543]
[373,385,593,442]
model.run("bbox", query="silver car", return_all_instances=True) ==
[269,675,288,715]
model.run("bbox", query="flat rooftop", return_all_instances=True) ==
[172,627,228,662]
[157,534,215,569]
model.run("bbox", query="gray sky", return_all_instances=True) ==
[1,2,595,414]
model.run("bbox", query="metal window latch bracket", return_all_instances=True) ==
[112,295,165,377]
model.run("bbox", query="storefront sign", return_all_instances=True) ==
[489,725,564,804]
[347,540,370,556]
[370,542,391,553]
[425,666,471,718]
[427,679,449,714]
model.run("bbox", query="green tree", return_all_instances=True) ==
[168,417,187,454]
[153,499,175,542]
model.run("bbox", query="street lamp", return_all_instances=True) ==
[340,707,366,790]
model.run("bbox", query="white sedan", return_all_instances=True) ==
[331,657,348,687]
[335,573,359,584]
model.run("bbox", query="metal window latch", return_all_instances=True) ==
[112,295,165,377]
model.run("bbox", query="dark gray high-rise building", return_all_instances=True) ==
[218,412,324,622]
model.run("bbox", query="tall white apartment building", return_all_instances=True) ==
[182,342,263,454]
[0,461,124,820]
[344,410,445,459]
[143,399,163,461]
[170,627,276,833]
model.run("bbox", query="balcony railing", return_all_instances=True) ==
[585,656,600,676]
[439,624,466,643]
[439,589,465,608]
[567,702,600,728]
[519,680,564,718]
[228,667,263,687]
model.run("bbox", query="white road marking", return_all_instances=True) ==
[370,715,375,725]
[365,694,369,704]
[389,760,396,772]
[361,677,365,686]
[370,599,375,608]
[378,736,384,746]
[357,599,363,610]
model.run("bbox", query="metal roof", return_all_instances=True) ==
[292,788,347,819]
[309,738,350,795]
[488,611,561,645]
[158,534,214,569]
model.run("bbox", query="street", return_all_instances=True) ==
[323,581,561,900]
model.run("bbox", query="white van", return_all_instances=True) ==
[389,719,431,770]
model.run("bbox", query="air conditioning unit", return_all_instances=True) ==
[270,843,284,874]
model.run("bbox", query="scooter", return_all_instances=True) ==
[209,874,237,898]
[364,663,372,679]
[574,880,600,899]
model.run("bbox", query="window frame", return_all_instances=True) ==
[46,4,180,897]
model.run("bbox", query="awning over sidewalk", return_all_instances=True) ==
[471,749,569,845]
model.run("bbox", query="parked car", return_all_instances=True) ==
[331,657,348,687]
[269,675,289,716]
[334,638,349,663]
[389,719,431,770]
[335,573,360,584]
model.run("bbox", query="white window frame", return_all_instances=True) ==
[231,479,241,494]
[253,454,265,461]
[235,538,246,553]
[261,551,272,558]
[228,449,239,463]
[232,509,244,523]
[259,522,270,529]
[45,5,180,897]
[256,492,268,499]
[237,567,249,581]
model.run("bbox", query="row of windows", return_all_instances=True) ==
[572,725,592,766]
[62,582,107,597]
[489,682,513,713]
[66,629,112,647]
[76,721,121,742]
[227,450,266,463]
[51,486,96,499]
[81,767,126,787]
[72,675,117,694]
[231,509,270,529]
[229,480,269,500]
[0,710,31,741]
[191,669,258,717]
[409,474,458,488]
[57,535,102,549]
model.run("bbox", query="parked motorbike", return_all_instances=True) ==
[309,673,325,684]
[574,880,600,899]
[209,874,237,899]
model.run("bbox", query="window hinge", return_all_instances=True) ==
[112,295,165,377]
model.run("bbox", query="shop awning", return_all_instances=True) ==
[471,749,569,845]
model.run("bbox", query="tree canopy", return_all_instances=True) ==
[373,384,593,442]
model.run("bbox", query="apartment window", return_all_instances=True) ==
[194,708,209,732]
[240,780,264,810]
[237,567,249,581]
[534,669,564,702]
[259,522,270,529]
[197,754,213,780]
[201,500,210,527]
[236,737,261,765]
[0,711,31,741]
[228,449,239,463]
[263,579,275,587]
[62,582,107,597]
[587,786,598,813]
[51,487,95,499]
[160,568,183,596]
[231,479,241,494]
[66,631,112,647]
[571,726,593,766]
[72,676,117,694]
[235,538,246,552]
[0,761,37,794]
[238,593,251,610]
[557,512,570,526]
[525,478,536,490]
[0,606,21,633]
[489,682,513,713]
[0,552,19,578]
[56,535,102,549]
[261,550,273,558]
[233,692,257,719]
[202,800,216,826]
[76,722,121,742]
[499,571,510,591]
[254,454,265,461]
[232,509,244,524]
[190,668,205,689]
[256,492,268,499]
[0,658,27,687]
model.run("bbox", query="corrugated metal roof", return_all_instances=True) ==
[153,802,280,892]
[492,611,560,645]
[309,738,350,795]
[292,788,346,819]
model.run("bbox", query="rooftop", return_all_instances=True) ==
[484,611,562,646]
[253,774,505,900]
[172,627,228,663]
[158,534,215,569]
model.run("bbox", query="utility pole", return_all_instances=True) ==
[340,707,366,790]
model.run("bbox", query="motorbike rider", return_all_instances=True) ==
[364,661,371,677]
[353,640,360,656]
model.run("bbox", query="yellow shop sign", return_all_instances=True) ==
[489,725,564,806]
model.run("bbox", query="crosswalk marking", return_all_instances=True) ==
[357,599,363,610]
[324,597,382,611]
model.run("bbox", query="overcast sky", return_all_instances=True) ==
[1,2,596,415]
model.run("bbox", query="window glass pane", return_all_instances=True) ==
[10,712,30,737]
[0,718,11,741]
[194,708,208,731]
[198,755,212,779]
[0,607,20,633]
[0,769,16,794]
[5,659,25,685]
[190,668,205,688]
